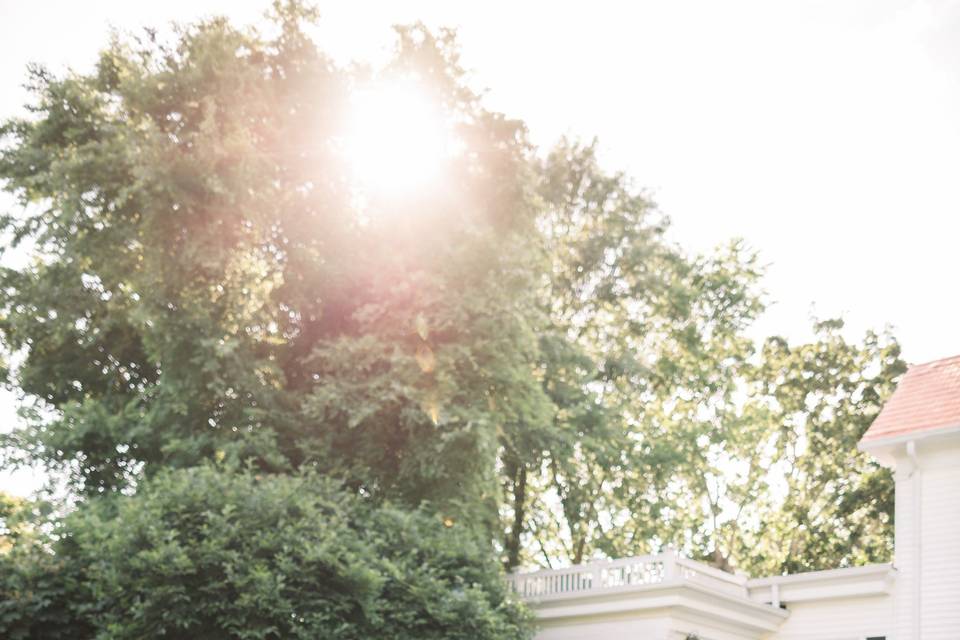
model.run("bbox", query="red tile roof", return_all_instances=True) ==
[862,354,960,443]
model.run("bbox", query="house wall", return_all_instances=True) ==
[889,436,960,640]
[764,594,893,640]
[536,613,771,640]
[530,588,893,640]
[527,582,785,640]
[534,613,670,640]
[916,441,960,638]
[668,609,782,640]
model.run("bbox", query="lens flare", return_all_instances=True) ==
[342,80,453,194]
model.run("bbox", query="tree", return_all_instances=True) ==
[0,5,543,637]
[499,140,904,573]
[741,320,904,574]
[500,140,770,569]
[501,137,678,568]
[0,492,92,639]
[0,4,551,534]
[507,307,904,573]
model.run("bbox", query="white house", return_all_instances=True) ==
[509,354,960,639]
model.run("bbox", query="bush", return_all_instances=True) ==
[0,467,531,640]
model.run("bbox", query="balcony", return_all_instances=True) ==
[506,551,895,640]
[506,549,749,602]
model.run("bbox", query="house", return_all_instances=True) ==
[508,354,960,639]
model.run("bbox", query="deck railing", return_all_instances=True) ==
[506,550,747,601]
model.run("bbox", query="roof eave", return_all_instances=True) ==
[859,423,960,467]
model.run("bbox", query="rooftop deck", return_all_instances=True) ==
[506,549,749,602]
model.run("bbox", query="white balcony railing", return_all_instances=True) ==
[506,550,748,601]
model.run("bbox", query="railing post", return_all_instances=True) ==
[662,546,677,582]
[592,563,603,590]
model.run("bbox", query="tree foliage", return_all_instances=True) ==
[500,140,904,573]
[0,3,548,533]
[0,467,531,639]
[0,4,541,637]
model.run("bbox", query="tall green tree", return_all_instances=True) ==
[501,138,678,568]
[506,308,903,573]
[0,5,550,533]
[499,140,904,573]
[741,320,904,574]
[499,139,770,569]
[0,4,543,638]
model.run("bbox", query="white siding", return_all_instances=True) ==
[766,594,893,640]
[535,614,669,640]
[917,445,960,638]
[536,614,766,640]
[889,438,960,640]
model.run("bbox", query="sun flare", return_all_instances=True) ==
[342,80,454,194]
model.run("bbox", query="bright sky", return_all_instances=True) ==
[1,0,958,495]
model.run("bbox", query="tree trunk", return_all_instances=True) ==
[504,464,527,570]
[573,532,586,565]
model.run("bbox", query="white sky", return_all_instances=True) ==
[1,0,959,495]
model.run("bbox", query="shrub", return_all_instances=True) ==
[0,467,531,640]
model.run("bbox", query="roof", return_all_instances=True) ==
[861,354,960,443]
